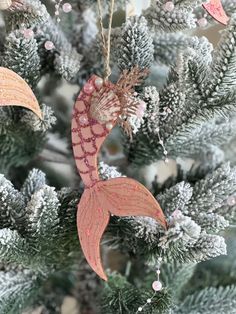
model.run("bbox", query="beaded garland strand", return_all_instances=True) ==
[135,257,163,313]
[51,0,72,23]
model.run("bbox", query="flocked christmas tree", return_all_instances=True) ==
[1,0,236,313]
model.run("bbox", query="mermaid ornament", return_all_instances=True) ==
[71,68,167,280]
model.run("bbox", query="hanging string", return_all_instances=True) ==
[97,0,115,80]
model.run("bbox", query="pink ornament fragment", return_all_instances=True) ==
[152,280,162,291]
[163,1,175,12]
[63,3,72,13]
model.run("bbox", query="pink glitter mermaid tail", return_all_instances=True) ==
[203,0,229,25]
[77,178,167,281]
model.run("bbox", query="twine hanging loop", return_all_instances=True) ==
[97,0,115,80]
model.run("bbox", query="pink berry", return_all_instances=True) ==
[197,17,208,28]
[44,40,54,50]
[152,280,162,291]
[163,1,175,12]
[23,29,34,39]
[83,83,94,95]
[62,3,72,13]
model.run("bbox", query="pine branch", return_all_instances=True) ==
[101,272,172,314]
[3,29,41,88]
[4,0,49,32]
[144,1,197,33]
[204,14,236,97]
[117,16,154,71]
[177,285,236,314]
[0,270,41,314]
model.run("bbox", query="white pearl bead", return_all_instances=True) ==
[95,77,103,89]
[197,17,208,28]
[23,29,34,39]
[163,1,175,12]
[152,280,162,291]
[227,196,236,206]
[106,122,113,130]
[138,307,142,312]
[147,299,151,303]
[44,41,55,50]
[62,2,72,13]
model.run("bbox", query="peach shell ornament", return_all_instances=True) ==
[0,67,42,119]
[71,69,167,281]
[203,0,229,25]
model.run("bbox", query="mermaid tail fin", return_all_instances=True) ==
[77,178,166,281]
[203,0,229,25]
[77,188,110,281]
[101,178,167,228]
